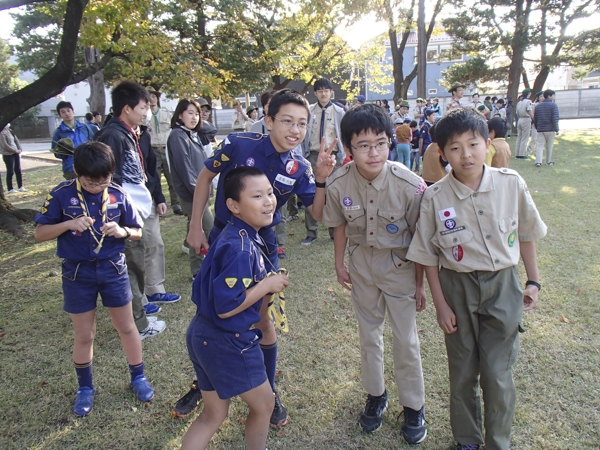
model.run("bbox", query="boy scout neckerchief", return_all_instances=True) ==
[76,179,109,254]
[255,240,289,333]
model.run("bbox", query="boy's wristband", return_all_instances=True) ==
[123,227,131,240]
[315,181,326,188]
[525,280,541,291]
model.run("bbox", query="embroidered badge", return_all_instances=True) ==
[213,160,221,168]
[43,200,50,207]
[452,245,464,262]
[70,197,79,206]
[508,231,516,247]
[40,206,48,214]
[445,219,456,230]
[242,278,252,288]
[46,194,53,201]
[221,154,230,162]
[438,207,456,221]
[415,180,427,195]
[440,226,466,236]
[286,160,299,175]
[386,224,399,234]
[225,278,237,288]
[275,173,296,186]
[343,197,353,207]
[109,193,117,204]
[246,157,255,166]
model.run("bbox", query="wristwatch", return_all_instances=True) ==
[315,181,326,188]
[123,227,131,240]
[525,280,541,291]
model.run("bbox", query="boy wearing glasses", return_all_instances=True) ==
[300,77,346,245]
[180,89,337,424]
[34,141,154,416]
[322,104,428,444]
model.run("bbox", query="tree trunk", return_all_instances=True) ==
[84,47,106,119]
[0,174,37,237]
[417,0,427,99]
[532,66,551,96]
[506,0,532,108]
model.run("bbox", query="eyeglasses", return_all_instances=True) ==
[272,116,308,130]
[80,178,111,188]
[351,142,390,154]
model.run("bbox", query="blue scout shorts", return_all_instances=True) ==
[61,253,132,314]
[186,314,267,400]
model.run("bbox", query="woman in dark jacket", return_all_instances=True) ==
[167,99,214,279]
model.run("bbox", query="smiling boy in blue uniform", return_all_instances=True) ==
[182,167,289,450]
[407,108,547,450]
[322,104,428,444]
[34,141,154,416]
[179,89,336,424]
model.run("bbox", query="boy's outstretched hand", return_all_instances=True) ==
[523,284,539,311]
[314,137,337,181]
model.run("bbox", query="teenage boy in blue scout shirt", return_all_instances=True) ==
[322,104,429,445]
[182,166,289,450]
[407,108,547,450]
[180,89,336,425]
[34,141,155,417]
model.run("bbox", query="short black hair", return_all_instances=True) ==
[429,122,437,143]
[491,96,498,102]
[435,108,488,152]
[267,89,309,120]
[85,112,93,121]
[314,78,333,91]
[56,101,73,114]
[73,141,115,179]
[485,96,491,101]
[487,117,506,138]
[260,89,278,108]
[497,98,504,105]
[171,98,203,132]
[92,111,101,116]
[340,103,392,153]
[111,81,149,117]
[543,89,555,99]
[410,120,418,127]
[223,166,268,202]
[472,93,480,97]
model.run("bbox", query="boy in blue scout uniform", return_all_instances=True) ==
[179,89,336,425]
[182,166,290,450]
[34,141,155,417]
[322,104,429,445]
[407,108,547,450]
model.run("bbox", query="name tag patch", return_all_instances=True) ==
[344,205,361,211]
[438,207,456,221]
[275,174,296,186]
[440,226,465,235]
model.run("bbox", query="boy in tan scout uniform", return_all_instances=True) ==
[407,108,547,450]
[322,104,428,445]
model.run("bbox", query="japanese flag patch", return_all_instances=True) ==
[438,207,456,221]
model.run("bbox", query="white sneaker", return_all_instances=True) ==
[147,316,158,323]
[140,320,166,340]
[7,189,17,194]
[18,186,27,192]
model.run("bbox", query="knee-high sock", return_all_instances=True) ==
[75,360,93,389]
[261,342,278,392]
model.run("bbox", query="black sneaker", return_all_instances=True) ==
[402,405,427,444]
[359,390,388,432]
[270,391,289,427]
[173,381,203,417]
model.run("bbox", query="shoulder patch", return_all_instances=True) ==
[221,154,230,162]
[389,162,422,187]
[225,278,237,288]
[213,160,221,168]
[242,278,252,288]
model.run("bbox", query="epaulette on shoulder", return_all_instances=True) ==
[326,162,352,187]
[496,167,519,177]
[423,179,446,199]
[108,182,127,195]
[389,161,422,187]
[52,179,76,193]
[233,131,264,141]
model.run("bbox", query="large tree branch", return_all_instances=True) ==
[69,49,115,84]
[0,0,54,11]
[0,0,89,129]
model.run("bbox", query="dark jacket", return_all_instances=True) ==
[94,118,145,186]
[167,125,206,202]
[139,125,166,205]
[198,121,218,146]
[52,121,93,173]
[533,99,559,133]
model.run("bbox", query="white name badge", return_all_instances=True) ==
[275,173,296,186]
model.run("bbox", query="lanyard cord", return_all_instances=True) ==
[76,179,109,254]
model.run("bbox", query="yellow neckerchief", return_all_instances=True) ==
[76,178,109,254]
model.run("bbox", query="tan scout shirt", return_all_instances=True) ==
[322,161,427,249]
[485,138,511,168]
[407,166,547,272]
[309,105,336,152]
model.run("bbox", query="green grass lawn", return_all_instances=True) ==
[1,130,599,449]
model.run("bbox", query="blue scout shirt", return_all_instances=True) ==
[193,216,268,333]
[206,132,316,228]
[34,180,143,260]
[51,121,93,173]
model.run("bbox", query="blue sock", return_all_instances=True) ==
[129,362,144,382]
[75,361,93,389]
[261,342,277,392]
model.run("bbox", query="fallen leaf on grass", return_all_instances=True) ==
[171,411,177,418]
[560,314,571,324]
[40,381,48,388]
[153,354,160,359]
[418,328,424,333]
[0,333,5,338]
[238,418,246,424]
[327,286,334,292]
[577,289,583,295]
[99,341,104,346]
[132,406,138,412]
[288,233,294,236]
[277,430,285,437]
[145,402,151,409]
[275,370,283,377]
